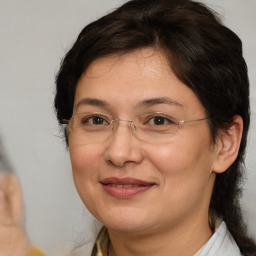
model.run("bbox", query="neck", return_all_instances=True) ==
[107,213,212,256]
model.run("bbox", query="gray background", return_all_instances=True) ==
[0,0,255,255]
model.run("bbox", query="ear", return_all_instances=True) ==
[212,115,243,174]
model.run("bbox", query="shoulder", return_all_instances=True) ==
[200,221,242,256]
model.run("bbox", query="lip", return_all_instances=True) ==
[100,177,155,199]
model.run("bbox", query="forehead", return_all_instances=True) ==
[74,48,206,116]
[84,48,171,80]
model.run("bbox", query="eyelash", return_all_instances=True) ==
[144,115,176,125]
[78,113,178,126]
[82,115,110,125]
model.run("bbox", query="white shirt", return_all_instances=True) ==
[199,221,242,256]
[73,221,242,256]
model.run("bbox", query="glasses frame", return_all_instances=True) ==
[61,112,209,141]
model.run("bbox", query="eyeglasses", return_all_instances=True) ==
[62,112,209,143]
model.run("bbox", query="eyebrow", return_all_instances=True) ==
[75,98,110,110]
[136,97,183,108]
[75,96,183,111]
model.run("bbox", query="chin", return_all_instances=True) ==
[105,220,151,234]
[97,207,152,233]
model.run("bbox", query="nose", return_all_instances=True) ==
[105,121,143,167]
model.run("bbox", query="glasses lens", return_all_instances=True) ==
[67,112,180,144]
[68,112,112,143]
[134,113,179,141]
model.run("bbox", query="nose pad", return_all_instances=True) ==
[130,123,136,132]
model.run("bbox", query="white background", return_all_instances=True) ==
[0,0,255,255]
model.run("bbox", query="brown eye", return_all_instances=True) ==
[82,115,108,125]
[92,116,105,125]
[147,116,175,125]
[152,116,166,125]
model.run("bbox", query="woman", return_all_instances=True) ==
[54,0,256,255]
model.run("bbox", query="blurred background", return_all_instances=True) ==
[0,0,255,255]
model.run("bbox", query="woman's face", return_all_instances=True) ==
[69,48,218,235]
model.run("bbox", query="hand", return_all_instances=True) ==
[0,173,30,256]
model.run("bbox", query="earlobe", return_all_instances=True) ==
[212,115,243,174]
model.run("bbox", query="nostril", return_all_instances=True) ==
[106,158,126,167]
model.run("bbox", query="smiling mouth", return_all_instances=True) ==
[107,184,145,188]
[100,177,155,198]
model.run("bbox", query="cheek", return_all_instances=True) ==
[69,142,104,197]
[69,142,103,172]
[146,132,215,192]
[68,142,110,221]
[145,138,215,218]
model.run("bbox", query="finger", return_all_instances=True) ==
[0,173,12,223]
[0,174,23,225]
[6,174,23,224]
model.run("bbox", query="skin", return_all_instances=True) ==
[0,173,30,256]
[68,48,242,256]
